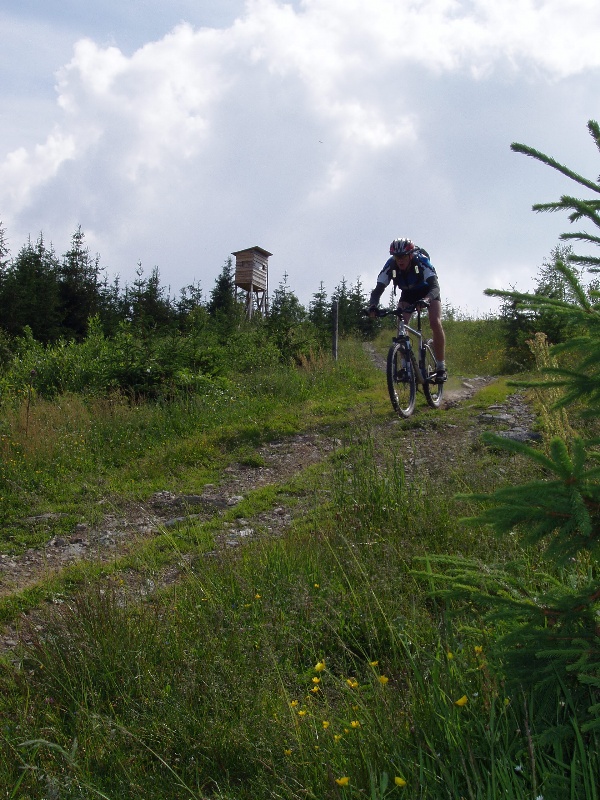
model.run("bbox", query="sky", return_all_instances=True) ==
[1,0,600,317]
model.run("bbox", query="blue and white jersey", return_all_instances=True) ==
[369,247,440,307]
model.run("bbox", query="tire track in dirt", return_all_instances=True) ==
[2,371,538,652]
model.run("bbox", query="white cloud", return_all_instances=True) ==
[1,0,599,312]
[0,129,79,212]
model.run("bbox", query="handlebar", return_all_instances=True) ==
[362,301,429,318]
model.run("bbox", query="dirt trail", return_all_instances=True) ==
[0,368,538,651]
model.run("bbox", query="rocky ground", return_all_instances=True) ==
[0,364,539,651]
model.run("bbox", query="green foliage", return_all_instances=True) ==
[2,318,226,399]
[0,220,10,273]
[308,280,331,334]
[3,410,596,799]
[207,256,242,335]
[462,433,600,564]
[426,119,600,757]
[58,226,105,340]
[512,119,600,272]
[124,263,175,332]
[266,274,326,363]
[332,276,377,338]
[0,234,63,343]
[443,315,506,375]
[496,245,600,371]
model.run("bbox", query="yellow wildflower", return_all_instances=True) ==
[314,583,320,588]
[315,661,326,672]
[454,695,468,707]
[346,678,359,689]
[350,720,360,728]
[335,777,350,786]
[254,593,261,599]
[284,749,292,756]
[447,651,454,660]
[378,675,389,685]
[394,776,407,787]
[298,710,307,717]
[322,720,330,729]
[290,700,299,707]
[334,734,343,742]
[369,660,379,666]
[311,686,320,693]
[312,677,321,684]
[474,645,483,655]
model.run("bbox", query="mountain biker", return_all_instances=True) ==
[368,238,447,381]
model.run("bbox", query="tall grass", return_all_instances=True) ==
[371,314,506,377]
[1,319,596,798]
[3,423,595,798]
[0,340,378,552]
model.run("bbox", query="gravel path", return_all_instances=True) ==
[0,368,539,652]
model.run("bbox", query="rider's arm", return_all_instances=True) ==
[369,259,394,307]
[423,275,440,303]
[417,253,440,302]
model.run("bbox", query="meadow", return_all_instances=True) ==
[0,318,597,800]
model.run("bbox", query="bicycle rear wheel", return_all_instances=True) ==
[423,340,444,409]
[387,342,416,417]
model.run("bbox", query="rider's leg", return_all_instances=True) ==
[427,299,446,364]
[398,300,413,326]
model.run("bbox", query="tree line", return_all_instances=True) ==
[0,223,376,348]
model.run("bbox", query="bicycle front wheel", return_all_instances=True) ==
[423,340,444,409]
[387,342,416,417]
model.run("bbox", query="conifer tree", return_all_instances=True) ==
[420,120,600,750]
[308,281,330,333]
[207,257,236,317]
[0,221,9,275]
[331,277,352,335]
[59,226,104,339]
[511,120,600,272]
[124,264,174,331]
[0,234,62,342]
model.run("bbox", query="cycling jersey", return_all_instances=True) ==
[369,247,441,307]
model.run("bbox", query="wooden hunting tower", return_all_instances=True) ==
[232,246,271,319]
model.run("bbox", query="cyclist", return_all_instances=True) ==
[368,238,447,381]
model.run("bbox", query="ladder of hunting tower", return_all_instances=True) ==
[232,246,271,319]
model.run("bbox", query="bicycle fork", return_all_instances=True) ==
[395,338,424,387]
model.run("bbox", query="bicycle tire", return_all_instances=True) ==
[423,340,444,409]
[387,342,416,417]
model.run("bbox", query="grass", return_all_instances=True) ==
[0,325,598,798]
[0,339,382,553]
[3,432,587,799]
[371,314,506,379]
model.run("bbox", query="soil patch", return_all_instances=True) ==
[0,372,538,652]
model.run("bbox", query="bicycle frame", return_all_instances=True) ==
[390,307,431,386]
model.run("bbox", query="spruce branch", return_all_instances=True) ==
[459,434,600,563]
[560,232,600,246]
[511,141,600,195]
[569,255,600,269]
[588,119,600,157]
[532,197,600,229]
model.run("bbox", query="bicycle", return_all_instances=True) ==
[371,303,444,418]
